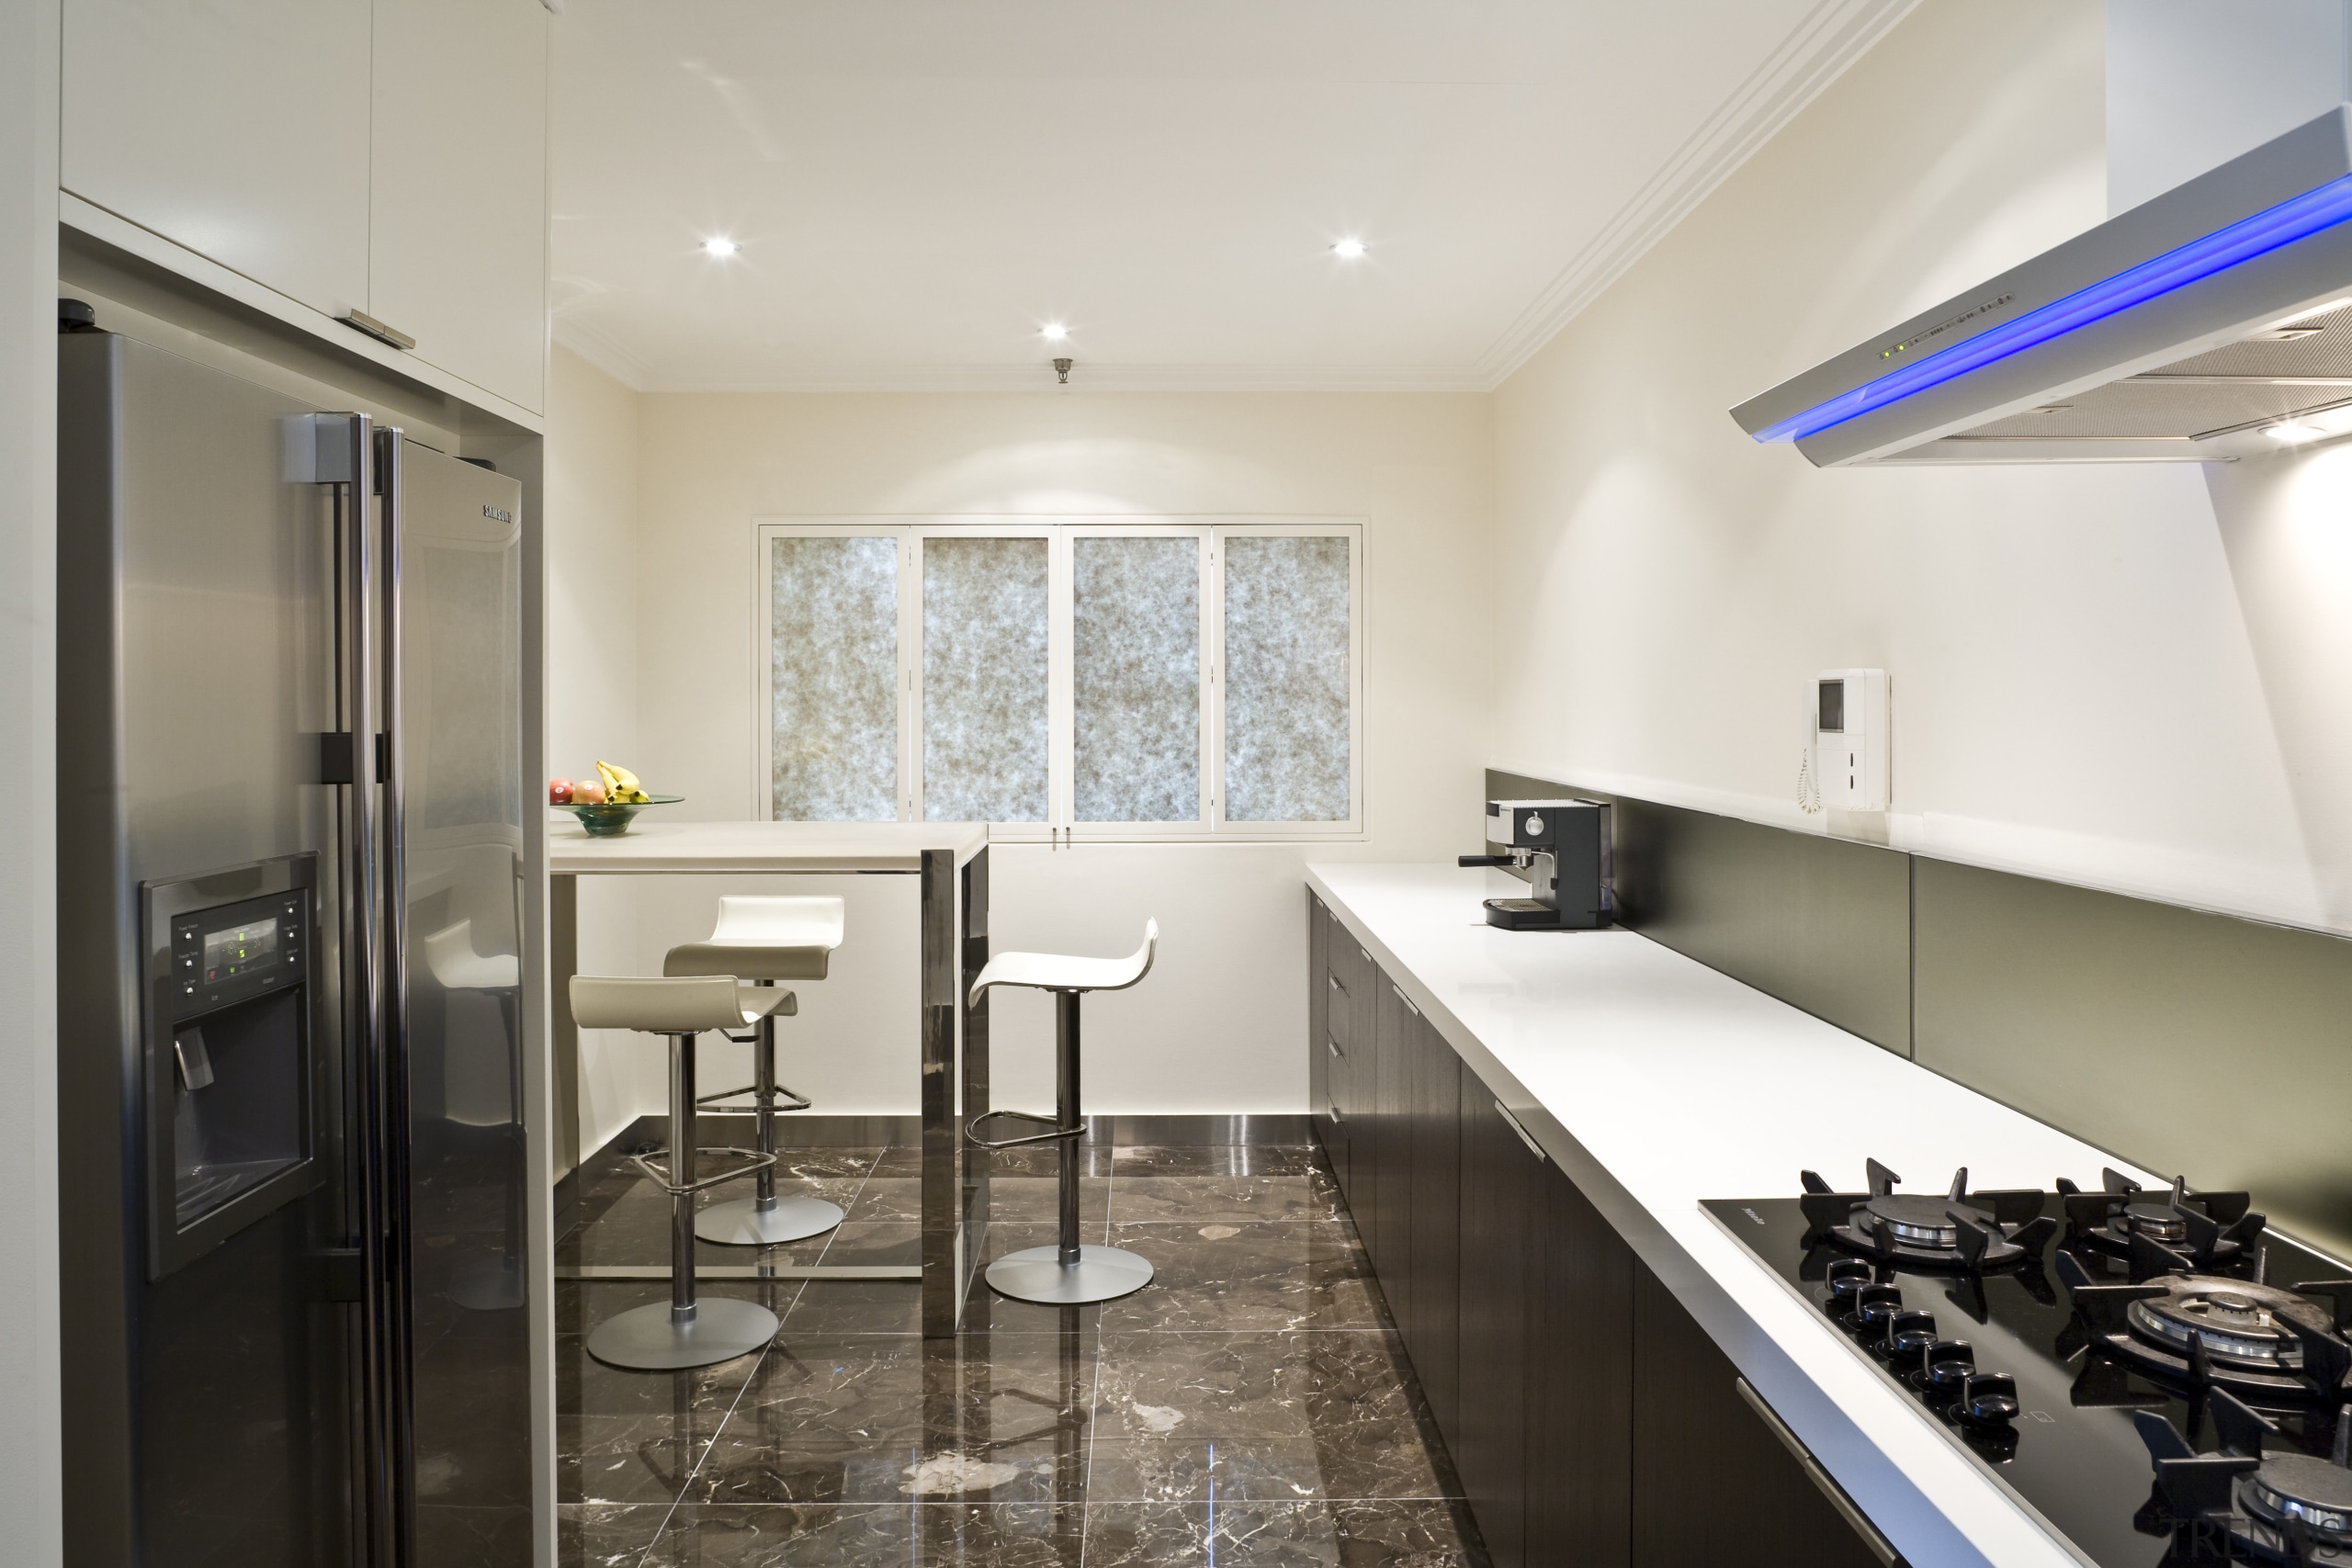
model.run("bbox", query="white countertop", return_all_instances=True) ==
[1307,862,2161,1568]
[550,818,989,874]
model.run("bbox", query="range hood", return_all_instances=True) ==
[1733,105,2352,466]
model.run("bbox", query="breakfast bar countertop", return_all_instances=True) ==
[548,817,989,874]
[1306,861,2188,1568]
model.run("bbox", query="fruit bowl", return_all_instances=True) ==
[561,794,683,837]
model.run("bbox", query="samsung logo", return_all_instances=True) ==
[483,504,514,524]
[1882,292,2014,359]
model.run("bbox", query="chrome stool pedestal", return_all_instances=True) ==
[967,921,1159,1306]
[570,975,786,1370]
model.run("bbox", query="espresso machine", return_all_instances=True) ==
[1458,798,1615,930]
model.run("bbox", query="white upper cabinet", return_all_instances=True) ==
[369,0,549,414]
[61,0,550,419]
[62,0,375,321]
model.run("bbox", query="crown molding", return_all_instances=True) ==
[551,313,653,390]
[616,360,1493,395]
[1471,0,1921,389]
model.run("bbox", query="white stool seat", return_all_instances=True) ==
[966,919,1159,1306]
[570,974,786,1034]
[666,894,845,982]
[968,920,1157,1004]
[424,919,519,992]
[569,969,787,1371]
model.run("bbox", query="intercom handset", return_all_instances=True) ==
[1799,669,1889,813]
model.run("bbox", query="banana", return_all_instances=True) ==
[595,761,652,804]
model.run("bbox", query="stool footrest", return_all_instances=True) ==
[695,1083,816,1112]
[628,1145,778,1197]
[965,1108,1082,1152]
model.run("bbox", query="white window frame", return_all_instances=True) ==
[751,515,1364,841]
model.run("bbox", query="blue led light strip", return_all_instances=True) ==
[1753,170,2352,444]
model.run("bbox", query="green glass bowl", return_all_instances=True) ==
[562,793,683,837]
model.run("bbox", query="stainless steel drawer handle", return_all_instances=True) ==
[1389,982,1419,1016]
[1735,1378,1905,1568]
[1492,1100,1545,1163]
[338,310,416,351]
[1329,975,1344,996]
[1327,1037,1344,1061]
[1326,1102,1343,1127]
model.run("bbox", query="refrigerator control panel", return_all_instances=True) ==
[168,887,308,1021]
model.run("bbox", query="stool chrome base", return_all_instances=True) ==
[695,1194,843,1247]
[985,1244,1154,1305]
[585,1294,779,1371]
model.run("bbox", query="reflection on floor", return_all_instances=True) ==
[558,1133,1487,1565]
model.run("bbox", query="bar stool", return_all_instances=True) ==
[966,919,1159,1304]
[663,896,846,1247]
[569,973,787,1370]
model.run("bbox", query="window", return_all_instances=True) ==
[752,519,1363,839]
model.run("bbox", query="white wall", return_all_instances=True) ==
[605,390,1494,1116]
[2107,0,2352,213]
[545,344,650,1153]
[1492,0,2352,938]
[0,0,62,1553]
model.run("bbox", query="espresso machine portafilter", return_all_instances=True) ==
[1458,798,1616,931]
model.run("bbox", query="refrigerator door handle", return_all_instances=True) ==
[319,412,402,1568]
[372,423,417,1568]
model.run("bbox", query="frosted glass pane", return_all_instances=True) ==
[922,536,1048,822]
[1073,536,1200,823]
[771,535,899,821]
[1223,535,1351,822]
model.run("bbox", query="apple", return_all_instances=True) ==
[548,777,574,805]
[574,780,606,805]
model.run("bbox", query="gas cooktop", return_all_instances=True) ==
[1706,1163,2352,1566]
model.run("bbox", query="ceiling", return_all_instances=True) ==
[549,0,1916,391]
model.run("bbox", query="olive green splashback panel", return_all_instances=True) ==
[1487,771,1912,1055]
[1912,856,2352,1263]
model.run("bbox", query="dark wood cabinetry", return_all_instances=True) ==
[1306,890,1898,1568]
[1457,1094,1538,1568]
[1631,1264,1890,1568]
[1532,1158,1635,1567]
[1407,1019,1462,1438]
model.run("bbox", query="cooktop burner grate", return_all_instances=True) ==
[1707,1169,2352,1568]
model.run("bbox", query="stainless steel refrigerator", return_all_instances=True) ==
[58,322,533,1566]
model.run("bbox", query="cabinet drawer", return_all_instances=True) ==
[1327,972,1352,1050]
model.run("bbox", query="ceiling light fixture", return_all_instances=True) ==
[702,237,740,257]
[1331,238,1366,259]
[1041,321,1069,342]
[2264,421,2324,441]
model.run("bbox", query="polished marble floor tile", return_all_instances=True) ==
[1094,1222,1385,1333]
[1108,1169,1344,1224]
[557,1141,1484,1567]
[642,1502,1087,1566]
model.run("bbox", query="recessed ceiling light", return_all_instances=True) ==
[1331,238,1366,259]
[2264,421,2324,441]
[702,237,740,257]
[1041,322,1069,342]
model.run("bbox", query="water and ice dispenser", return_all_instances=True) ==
[142,856,322,1279]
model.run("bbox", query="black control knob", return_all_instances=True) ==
[1883,1309,1939,1360]
[1960,1371,2019,1426]
[1854,1284,1904,1332]
[1922,1339,1975,1391]
[1825,1258,1873,1307]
